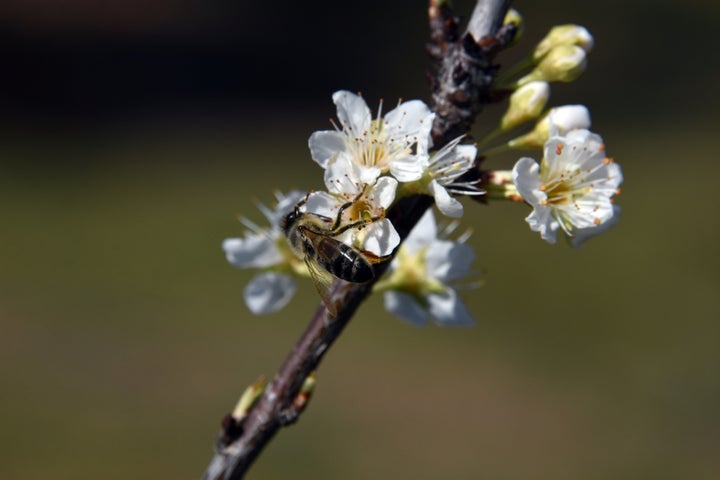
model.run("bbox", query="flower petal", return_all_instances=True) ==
[427,290,475,326]
[332,90,371,136]
[426,240,476,281]
[402,209,437,252]
[383,100,434,151]
[362,218,400,256]
[324,155,365,196]
[512,157,545,207]
[304,191,339,220]
[388,155,424,182]
[430,180,464,218]
[223,236,282,268]
[525,206,559,244]
[384,291,429,326]
[308,130,346,168]
[570,205,621,248]
[369,176,398,210]
[243,272,296,314]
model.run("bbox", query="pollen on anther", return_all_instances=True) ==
[539,184,547,191]
[593,218,601,225]
[556,143,564,155]
[603,157,613,164]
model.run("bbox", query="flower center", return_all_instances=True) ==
[540,167,591,206]
[347,119,410,170]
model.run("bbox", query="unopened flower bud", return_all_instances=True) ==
[508,105,591,149]
[501,81,550,131]
[232,376,267,421]
[533,24,594,61]
[291,372,317,414]
[545,105,591,133]
[503,8,524,44]
[519,45,587,85]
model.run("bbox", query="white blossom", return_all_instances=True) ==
[303,155,400,257]
[375,209,476,327]
[512,128,622,244]
[419,136,482,218]
[309,90,435,183]
[222,191,306,314]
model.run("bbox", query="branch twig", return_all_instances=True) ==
[202,1,514,478]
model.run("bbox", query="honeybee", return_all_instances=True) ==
[282,193,390,315]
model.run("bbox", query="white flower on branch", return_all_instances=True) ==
[222,191,307,314]
[309,90,435,183]
[304,155,400,257]
[512,127,623,245]
[375,209,477,327]
[404,136,483,218]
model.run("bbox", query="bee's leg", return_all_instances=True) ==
[329,189,369,231]
[332,211,387,236]
[360,250,393,265]
[295,190,313,209]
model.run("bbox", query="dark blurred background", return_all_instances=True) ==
[1,1,719,479]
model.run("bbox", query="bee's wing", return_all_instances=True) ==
[304,257,338,316]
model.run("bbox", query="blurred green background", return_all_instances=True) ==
[1,1,719,479]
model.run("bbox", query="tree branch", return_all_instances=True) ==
[467,0,512,42]
[201,1,514,478]
[428,0,516,146]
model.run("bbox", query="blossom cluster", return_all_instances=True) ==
[222,13,624,326]
[224,91,481,324]
[485,15,623,245]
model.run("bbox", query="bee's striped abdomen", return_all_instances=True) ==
[315,236,374,283]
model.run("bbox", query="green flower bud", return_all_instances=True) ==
[533,24,594,61]
[232,376,267,421]
[501,81,550,131]
[518,45,587,85]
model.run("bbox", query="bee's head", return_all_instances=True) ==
[282,205,301,236]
